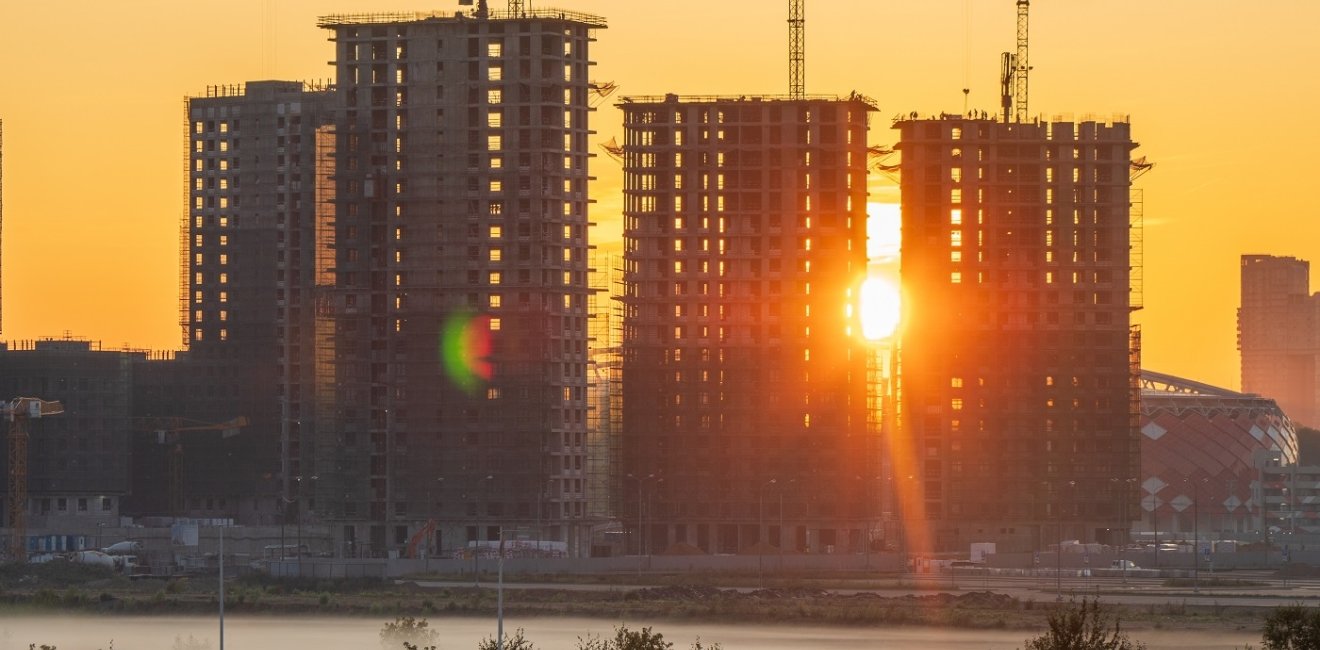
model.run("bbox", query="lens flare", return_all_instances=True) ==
[439,311,493,394]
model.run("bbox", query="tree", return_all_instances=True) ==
[1022,598,1146,650]
[1261,605,1320,650]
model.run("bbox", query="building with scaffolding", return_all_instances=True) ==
[586,251,623,555]
[1238,254,1320,428]
[618,95,878,555]
[180,80,335,524]
[314,9,605,557]
[895,115,1142,553]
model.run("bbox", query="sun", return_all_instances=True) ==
[860,276,901,341]
[860,203,902,341]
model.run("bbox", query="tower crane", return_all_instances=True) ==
[139,416,249,516]
[4,397,64,563]
[788,0,805,99]
[1013,0,1030,123]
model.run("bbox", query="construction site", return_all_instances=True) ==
[0,0,1175,568]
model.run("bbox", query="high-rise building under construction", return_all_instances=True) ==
[896,116,1141,552]
[619,95,878,554]
[1239,254,1320,427]
[316,9,605,557]
[182,80,334,523]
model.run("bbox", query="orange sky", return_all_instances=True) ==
[2,0,1318,390]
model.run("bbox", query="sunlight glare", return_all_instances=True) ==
[860,277,901,341]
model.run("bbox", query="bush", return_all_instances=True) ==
[478,628,535,650]
[577,625,672,650]
[1261,605,1320,649]
[380,616,440,650]
[1022,598,1146,650]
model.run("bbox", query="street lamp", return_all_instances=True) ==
[626,473,661,574]
[1053,480,1075,601]
[294,475,318,558]
[759,479,777,588]
[1186,476,1207,593]
[1112,477,1136,584]
[475,474,494,586]
[856,475,882,570]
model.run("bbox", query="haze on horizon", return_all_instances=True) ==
[1,0,1318,390]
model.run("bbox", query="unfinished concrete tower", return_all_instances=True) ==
[180,81,334,523]
[896,116,1140,553]
[619,95,878,555]
[317,8,606,558]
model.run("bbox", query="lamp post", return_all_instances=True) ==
[294,475,318,559]
[857,475,881,570]
[475,474,494,586]
[1053,480,1075,601]
[1112,477,1136,584]
[1187,477,1207,593]
[1056,483,1063,601]
[496,526,507,650]
[759,479,777,588]
[435,477,445,558]
[626,473,659,576]
[219,522,226,650]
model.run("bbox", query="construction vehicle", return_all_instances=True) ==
[4,397,64,563]
[406,519,438,559]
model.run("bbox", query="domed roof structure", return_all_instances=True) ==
[1139,370,1297,536]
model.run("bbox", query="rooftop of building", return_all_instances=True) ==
[619,92,879,110]
[317,8,607,29]
[1,338,175,360]
[190,80,333,100]
[891,110,1130,127]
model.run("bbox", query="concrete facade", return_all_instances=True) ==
[896,116,1141,553]
[316,10,605,558]
[1239,254,1320,428]
[619,95,878,555]
[182,81,335,525]
[0,340,140,529]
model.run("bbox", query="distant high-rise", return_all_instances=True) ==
[896,116,1141,552]
[182,80,334,522]
[317,9,605,557]
[620,95,877,554]
[1239,254,1320,427]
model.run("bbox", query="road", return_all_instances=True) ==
[403,569,1320,609]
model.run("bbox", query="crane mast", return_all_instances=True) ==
[1000,52,1015,123]
[1013,0,1030,122]
[5,397,63,563]
[788,0,805,99]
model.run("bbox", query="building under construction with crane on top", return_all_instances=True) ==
[893,0,1143,552]
[616,0,885,555]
